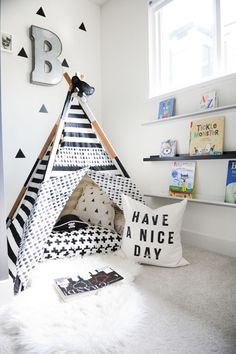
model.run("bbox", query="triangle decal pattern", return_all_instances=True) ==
[39,104,48,113]
[18,48,28,58]
[79,23,86,31]
[15,149,26,158]
[62,59,69,68]
[36,7,46,17]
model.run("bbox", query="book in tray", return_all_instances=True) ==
[225,160,236,204]
[189,116,224,156]
[54,267,124,302]
[169,161,196,199]
[158,97,175,119]
[199,91,217,110]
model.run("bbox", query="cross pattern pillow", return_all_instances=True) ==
[121,195,189,267]
[76,185,115,230]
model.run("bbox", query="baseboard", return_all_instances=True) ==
[0,278,14,306]
[182,229,236,258]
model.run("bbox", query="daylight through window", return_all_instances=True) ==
[149,0,236,96]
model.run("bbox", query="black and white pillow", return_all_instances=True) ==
[53,214,89,233]
[121,195,189,267]
[44,226,122,261]
[75,185,115,230]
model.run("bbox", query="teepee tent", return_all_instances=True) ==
[6,73,143,294]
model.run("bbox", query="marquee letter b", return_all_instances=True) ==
[30,25,63,85]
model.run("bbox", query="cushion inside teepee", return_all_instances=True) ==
[56,174,124,234]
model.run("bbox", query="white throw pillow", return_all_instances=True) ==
[121,195,189,267]
[76,185,115,230]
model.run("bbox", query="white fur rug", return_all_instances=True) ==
[0,252,144,354]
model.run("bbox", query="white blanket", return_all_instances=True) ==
[0,252,145,354]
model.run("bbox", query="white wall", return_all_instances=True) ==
[1,0,102,213]
[0,61,14,303]
[101,0,236,256]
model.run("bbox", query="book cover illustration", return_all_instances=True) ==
[160,139,177,158]
[200,91,217,110]
[225,160,236,204]
[54,267,124,301]
[169,161,196,198]
[158,97,175,119]
[189,116,224,156]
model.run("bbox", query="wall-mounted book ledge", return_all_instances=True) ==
[144,193,236,208]
[142,104,236,126]
[143,151,236,162]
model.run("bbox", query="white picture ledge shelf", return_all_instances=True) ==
[142,103,236,126]
[144,193,236,208]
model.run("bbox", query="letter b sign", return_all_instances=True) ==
[30,25,63,85]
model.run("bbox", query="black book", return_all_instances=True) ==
[54,267,124,302]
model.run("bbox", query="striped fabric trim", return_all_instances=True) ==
[7,147,52,281]
[52,95,119,175]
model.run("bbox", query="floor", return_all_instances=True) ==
[0,245,235,354]
[123,245,236,354]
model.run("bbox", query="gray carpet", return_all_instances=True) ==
[123,245,236,354]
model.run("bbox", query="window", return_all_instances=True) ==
[149,0,236,96]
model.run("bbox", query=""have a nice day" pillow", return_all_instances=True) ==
[121,195,189,267]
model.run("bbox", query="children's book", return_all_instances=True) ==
[159,139,177,158]
[54,267,124,302]
[189,116,224,156]
[200,91,217,110]
[224,160,236,204]
[158,97,175,119]
[169,161,196,198]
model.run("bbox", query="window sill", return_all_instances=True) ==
[149,72,236,100]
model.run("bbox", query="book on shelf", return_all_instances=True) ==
[159,139,177,158]
[158,97,175,119]
[189,116,224,156]
[169,161,196,199]
[199,91,217,110]
[54,267,124,302]
[225,160,236,204]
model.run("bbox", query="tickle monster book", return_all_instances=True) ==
[189,116,224,156]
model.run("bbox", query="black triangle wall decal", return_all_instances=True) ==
[18,48,28,58]
[79,23,86,31]
[62,59,69,68]
[15,149,26,158]
[39,104,48,113]
[36,7,46,17]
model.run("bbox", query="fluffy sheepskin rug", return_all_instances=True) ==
[0,252,145,354]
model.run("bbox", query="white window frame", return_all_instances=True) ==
[148,0,236,98]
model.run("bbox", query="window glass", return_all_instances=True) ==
[221,0,236,73]
[149,0,236,96]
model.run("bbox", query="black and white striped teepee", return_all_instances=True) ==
[6,73,132,285]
